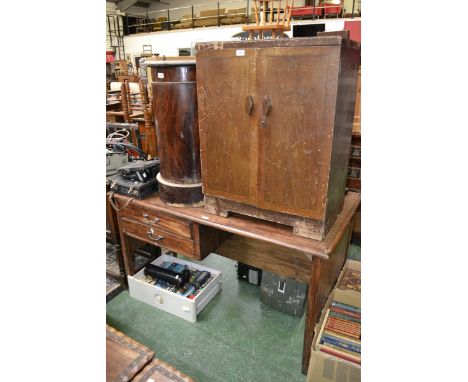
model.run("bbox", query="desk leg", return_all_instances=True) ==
[114,243,128,288]
[120,233,136,276]
[116,209,136,277]
[107,195,128,287]
[301,222,354,374]
[302,256,322,375]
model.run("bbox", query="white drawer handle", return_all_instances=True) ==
[142,213,160,224]
[154,295,163,304]
[146,228,164,241]
[182,306,190,312]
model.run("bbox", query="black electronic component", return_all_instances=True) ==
[118,159,160,183]
[107,174,158,199]
[191,271,211,289]
[144,263,190,288]
[236,262,262,286]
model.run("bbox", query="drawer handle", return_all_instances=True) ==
[142,213,160,224]
[147,228,164,241]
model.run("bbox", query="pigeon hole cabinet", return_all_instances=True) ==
[195,37,360,240]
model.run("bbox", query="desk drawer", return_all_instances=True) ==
[120,203,192,239]
[121,217,199,259]
[128,254,222,323]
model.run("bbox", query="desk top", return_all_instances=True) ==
[113,192,360,260]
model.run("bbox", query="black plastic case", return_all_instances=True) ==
[107,174,158,199]
[118,159,160,183]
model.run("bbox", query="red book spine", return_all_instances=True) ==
[325,327,361,340]
[330,306,361,319]
[325,317,361,335]
[319,347,361,365]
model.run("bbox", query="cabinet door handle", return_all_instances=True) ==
[260,95,272,128]
[146,228,164,241]
[245,95,254,115]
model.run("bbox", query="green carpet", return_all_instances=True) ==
[106,244,361,382]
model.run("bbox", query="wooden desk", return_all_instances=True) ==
[110,191,360,374]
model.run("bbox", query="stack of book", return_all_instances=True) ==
[318,300,361,365]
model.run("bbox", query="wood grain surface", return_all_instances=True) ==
[256,45,339,220]
[121,217,199,259]
[133,358,195,382]
[196,37,360,241]
[110,190,359,376]
[301,220,354,374]
[111,191,360,259]
[196,47,258,205]
[215,235,311,283]
[151,64,201,185]
[106,325,154,382]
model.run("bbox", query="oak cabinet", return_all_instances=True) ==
[196,37,360,240]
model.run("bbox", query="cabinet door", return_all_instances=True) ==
[197,48,258,205]
[256,46,340,219]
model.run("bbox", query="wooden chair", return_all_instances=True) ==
[106,78,157,158]
[242,0,294,39]
[106,82,130,122]
[132,80,158,158]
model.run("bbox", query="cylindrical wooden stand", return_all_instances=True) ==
[149,60,203,206]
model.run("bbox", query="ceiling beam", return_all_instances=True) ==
[117,0,143,12]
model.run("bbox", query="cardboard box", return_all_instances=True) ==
[307,261,361,382]
[307,349,361,382]
[335,260,361,300]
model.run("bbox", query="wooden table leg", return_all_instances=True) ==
[107,194,128,288]
[114,243,128,288]
[301,222,355,374]
[302,256,322,374]
[120,233,136,276]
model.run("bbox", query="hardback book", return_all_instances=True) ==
[330,306,361,320]
[320,341,361,358]
[325,317,361,339]
[321,333,361,353]
[331,301,361,314]
[325,326,360,340]
[319,346,361,365]
[339,269,361,292]
[329,309,361,324]
[323,329,361,345]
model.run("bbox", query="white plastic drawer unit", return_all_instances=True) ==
[128,254,222,323]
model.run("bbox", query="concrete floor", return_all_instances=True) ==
[106,243,361,382]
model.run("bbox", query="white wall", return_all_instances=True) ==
[122,17,360,59]
[123,24,247,57]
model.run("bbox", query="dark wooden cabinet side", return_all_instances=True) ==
[324,47,361,229]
